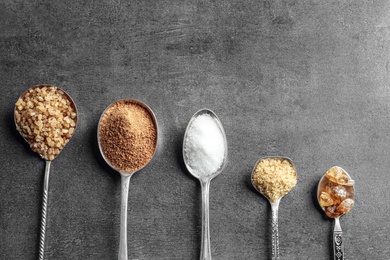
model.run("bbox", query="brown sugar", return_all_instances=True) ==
[252,158,298,203]
[98,100,157,172]
[14,85,77,160]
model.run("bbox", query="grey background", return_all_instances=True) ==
[1,0,389,259]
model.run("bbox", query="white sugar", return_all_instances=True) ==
[184,113,225,176]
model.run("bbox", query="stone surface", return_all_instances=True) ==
[1,0,390,259]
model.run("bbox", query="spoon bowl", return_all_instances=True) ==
[98,99,158,175]
[317,166,355,260]
[183,109,227,260]
[183,109,228,180]
[97,99,158,260]
[14,84,78,160]
[251,156,297,260]
[14,84,78,260]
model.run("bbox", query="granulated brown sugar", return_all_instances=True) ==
[14,85,77,160]
[98,100,157,172]
[252,158,297,202]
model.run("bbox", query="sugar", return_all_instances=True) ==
[184,113,225,176]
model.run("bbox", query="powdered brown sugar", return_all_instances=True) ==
[98,100,157,172]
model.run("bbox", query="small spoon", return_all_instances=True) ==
[183,109,227,260]
[14,84,78,260]
[97,99,158,260]
[317,166,355,260]
[251,156,297,260]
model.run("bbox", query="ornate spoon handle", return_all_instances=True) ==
[333,217,344,260]
[38,160,51,260]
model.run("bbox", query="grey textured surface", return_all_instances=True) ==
[1,0,390,259]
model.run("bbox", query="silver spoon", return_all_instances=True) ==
[14,84,78,260]
[183,109,227,260]
[97,99,158,260]
[251,156,298,260]
[317,166,355,260]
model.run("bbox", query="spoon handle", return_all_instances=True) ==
[38,160,51,260]
[333,217,344,260]
[118,174,131,260]
[270,201,280,260]
[200,179,212,260]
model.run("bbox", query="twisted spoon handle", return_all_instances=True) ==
[38,160,51,260]
[271,201,280,260]
[333,217,344,260]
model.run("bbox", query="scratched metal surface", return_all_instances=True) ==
[1,0,390,259]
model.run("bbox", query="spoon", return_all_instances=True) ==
[183,109,227,260]
[14,84,78,260]
[317,166,355,260]
[97,99,158,260]
[251,156,298,260]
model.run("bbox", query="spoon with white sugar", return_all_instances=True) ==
[183,109,228,260]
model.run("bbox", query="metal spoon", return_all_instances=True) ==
[251,156,297,260]
[14,84,78,260]
[317,166,355,260]
[97,99,158,260]
[183,109,228,260]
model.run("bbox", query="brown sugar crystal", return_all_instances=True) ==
[14,85,77,160]
[98,100,157,172]
[318,166,355,218]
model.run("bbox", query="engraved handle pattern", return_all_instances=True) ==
[271,201,280,260]
[334,231,343,260]
[333,217,344,260]
[38,160,51,260]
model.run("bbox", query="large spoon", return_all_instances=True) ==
[251,156,297,260]
[183,109,227,260]
[317,166,355,260]
[97,99,158,260]
[14,84,78,260]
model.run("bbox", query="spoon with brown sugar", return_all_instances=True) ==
[14,84,78,260]
[317,166,355,260]
[251,156,298,260]
[97,99,158,260]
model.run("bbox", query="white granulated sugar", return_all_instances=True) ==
[184,113,225,176]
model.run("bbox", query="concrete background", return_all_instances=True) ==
[1,0,389,259]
